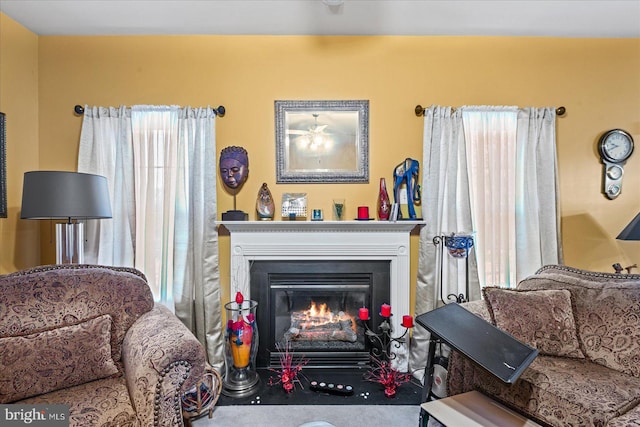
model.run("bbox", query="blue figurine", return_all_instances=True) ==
[393,158,421,219]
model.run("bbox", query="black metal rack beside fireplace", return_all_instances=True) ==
[250,260,390,369]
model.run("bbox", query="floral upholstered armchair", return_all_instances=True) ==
[0,264,207,427]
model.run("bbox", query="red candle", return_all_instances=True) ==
[359,307,369,321]
[380,303,391,317]
[402,315,414,328]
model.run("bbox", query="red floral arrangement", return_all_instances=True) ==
[268,342,308,394]
[364,356,413,398]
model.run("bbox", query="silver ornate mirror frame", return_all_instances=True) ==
[275,100,369,183]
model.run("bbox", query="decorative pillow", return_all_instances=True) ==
[483,287,584,359]
[0,314,119,403]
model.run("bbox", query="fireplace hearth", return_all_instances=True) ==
[251,260,390,368]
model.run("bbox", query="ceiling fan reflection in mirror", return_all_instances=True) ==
[288,114,334,150]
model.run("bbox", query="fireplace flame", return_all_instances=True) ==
[298,301,355,331]
[308,301,331,320]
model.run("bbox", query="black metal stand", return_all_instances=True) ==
[418,336,439,427]
[222,191,248,221]
[433,234,474,304]
[416,303,539,427]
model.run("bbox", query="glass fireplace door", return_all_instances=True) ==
[251,260,390,368]
[273,282,368,352]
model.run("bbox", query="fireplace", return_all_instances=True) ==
[219,220,424,372]
[251,260,390,368]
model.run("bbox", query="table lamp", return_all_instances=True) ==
[21,171,112,264]
[617,212,640,241]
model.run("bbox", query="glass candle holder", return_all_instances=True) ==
[222,299,260,397]
[332,199,345,220]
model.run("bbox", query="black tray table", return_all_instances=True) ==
[416,303,538,426]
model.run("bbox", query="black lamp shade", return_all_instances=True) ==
[617,212,640,241]
[21,171,112,220]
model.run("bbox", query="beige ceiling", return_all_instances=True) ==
[1,0,639,38]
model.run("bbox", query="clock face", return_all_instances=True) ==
[599,129,634,163]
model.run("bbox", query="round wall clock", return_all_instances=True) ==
[598,129,634,163]
[598,129,634,199]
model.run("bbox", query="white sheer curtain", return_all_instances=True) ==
[462,106,562,287]
[131,106,180,304]
[409,105,561,381]
[78,105,224,368]
[462,107,518,288]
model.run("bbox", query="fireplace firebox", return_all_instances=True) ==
[250,260,390,368]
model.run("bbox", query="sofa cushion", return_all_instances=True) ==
[0,265,154,371]
[0,314,119,403]
[18,376,139,427]
[483,287,584,358]
[450,353,640,427]
[519,265,640,377]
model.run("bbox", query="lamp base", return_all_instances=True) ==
[56,222,84,264]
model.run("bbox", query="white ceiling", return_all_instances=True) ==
[1,0,639,38]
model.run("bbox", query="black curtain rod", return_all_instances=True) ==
[414,104,566,117]
[73,105,226,117]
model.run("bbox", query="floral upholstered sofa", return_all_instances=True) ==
[0,264,207,427]
[447,265,640,426]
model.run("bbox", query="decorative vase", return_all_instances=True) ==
[255,182,275,220]
[222,293,260,397]
[444,234,474,258]
[377,178,391,220]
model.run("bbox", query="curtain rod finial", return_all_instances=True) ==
[415,105,426,116]
[74,105,84,115]
[556,106,566,116]
[216,105,226,117]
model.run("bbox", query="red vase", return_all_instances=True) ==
[377,178,391,220]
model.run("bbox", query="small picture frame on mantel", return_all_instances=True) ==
[281,193,308,219]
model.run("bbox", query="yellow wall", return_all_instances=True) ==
[2,19,639,293]
[0,14,40,273]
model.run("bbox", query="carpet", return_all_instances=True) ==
[216,368,423,406]
[191,405,423,427]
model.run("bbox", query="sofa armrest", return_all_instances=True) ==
[122,304,206,427]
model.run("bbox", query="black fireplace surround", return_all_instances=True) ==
[250,260,390,368]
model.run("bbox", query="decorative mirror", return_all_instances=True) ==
[275,100,369,183]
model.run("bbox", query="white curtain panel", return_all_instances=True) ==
[409,106,480,381]
[515,107,562,278]
[78,106,135,267]
[409,105,561,382]
[78,105,224,368]
[462,106,518,288]
[174,106,223,367]
[462,106,561,286]
[131,106,180,305]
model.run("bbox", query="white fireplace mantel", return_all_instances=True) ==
[218,219,425,368]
